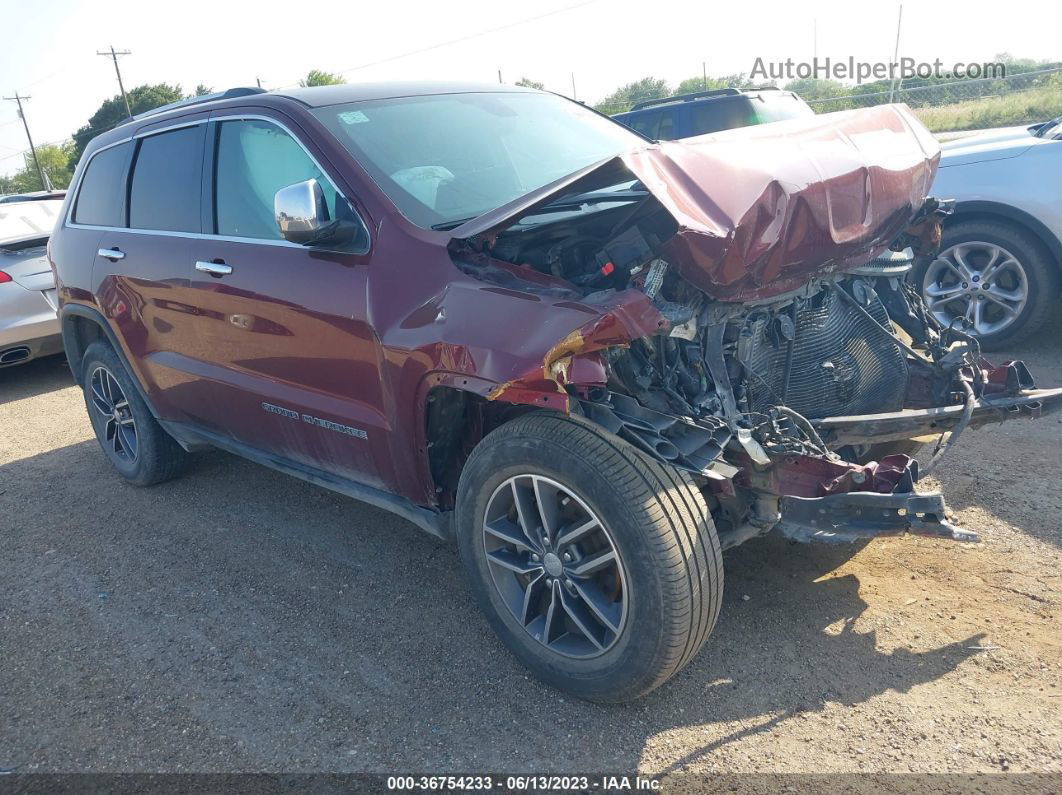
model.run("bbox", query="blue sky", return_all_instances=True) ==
[1,0,1059,176]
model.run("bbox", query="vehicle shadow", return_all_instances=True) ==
[633,535,982,773]
[0,440,983,772]
[0,355,73,404]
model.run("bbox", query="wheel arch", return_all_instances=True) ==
[60,304,161,419]
[417,375,563,510]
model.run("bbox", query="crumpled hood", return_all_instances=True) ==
[453,104,940,302]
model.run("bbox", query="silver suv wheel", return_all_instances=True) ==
[923,241,1028,337]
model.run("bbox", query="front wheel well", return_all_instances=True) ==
[423,386,545,509]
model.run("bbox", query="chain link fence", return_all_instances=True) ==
[807,66,1062,131]
[592,67,1062,133]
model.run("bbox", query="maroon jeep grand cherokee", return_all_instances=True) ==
[49,83,1062,701]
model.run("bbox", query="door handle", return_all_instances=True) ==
[97,248,125,261]
[195,260,233,277]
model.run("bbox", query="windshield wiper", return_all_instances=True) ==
[509,190,650,227]
[430,188,650,232]
[431,217,477,231]
[538,188,649,211]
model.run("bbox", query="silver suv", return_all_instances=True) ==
[919,116,1062,349]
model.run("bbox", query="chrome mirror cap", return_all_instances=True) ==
[275,179,327,244]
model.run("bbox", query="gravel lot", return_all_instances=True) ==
[1,317,1060,776]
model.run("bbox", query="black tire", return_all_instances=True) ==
[913,219,1059,350]
[456,411,722,702]
[81,340,189,486]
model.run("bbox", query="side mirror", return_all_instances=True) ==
[275,179,361,249]
[275,179,330,245]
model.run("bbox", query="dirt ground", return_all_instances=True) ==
[1,317,1060,777]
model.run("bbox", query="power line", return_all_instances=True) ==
[888,5,904,103]
[22,56,94,91]
[1,93,47,189]
[97,45,133,116]
[0,137,72,165]
[321,0,597,84]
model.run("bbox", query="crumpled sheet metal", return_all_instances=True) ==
[483,287,665,404]
[620,104,940,301]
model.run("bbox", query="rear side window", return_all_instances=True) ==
[73,142,132,227]
[623,110,677,140]
[656,111,676,140]
[214,119,339,241]
[626,111,662,139]
[129,125,205,232]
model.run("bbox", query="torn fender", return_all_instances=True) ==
[452,104,940,302]
[485,288,665,406]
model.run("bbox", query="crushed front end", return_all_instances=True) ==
[447,105,1062,548]
[571,257,1060,548]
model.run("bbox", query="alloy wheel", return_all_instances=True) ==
[89,365,139,462]
[482,474,628,658]
[923,241,1028,337]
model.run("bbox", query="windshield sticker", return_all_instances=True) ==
[338,110,370,125]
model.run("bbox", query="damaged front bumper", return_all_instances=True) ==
[776,490,978,544]
[579,385,1062,549]
[813,387,1062,447]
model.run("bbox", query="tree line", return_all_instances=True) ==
[3,55,1058,194]
[586,52,1062,115]
[0,71,344,194]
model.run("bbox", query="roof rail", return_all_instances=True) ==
[129,87,267,123]
[628,85,779,112]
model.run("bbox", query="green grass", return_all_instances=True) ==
[913,85,1062,132]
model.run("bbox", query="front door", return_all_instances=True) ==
[183,116,388,488]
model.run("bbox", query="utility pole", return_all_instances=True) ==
[97,45,133,116]
[570,72,577,100]
[888,5,904,103]
[498,69,503,84]
[702,62,707,91]
[2,93,46,191]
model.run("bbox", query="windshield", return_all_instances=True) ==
[314,92,643,229]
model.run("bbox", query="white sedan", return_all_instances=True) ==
[0,197,64,367]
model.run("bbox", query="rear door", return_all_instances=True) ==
[91,121,208,421]
[182,113,387,487]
